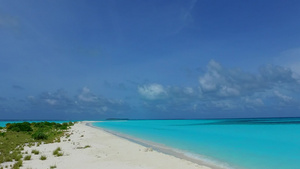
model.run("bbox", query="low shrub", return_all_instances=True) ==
[12,160,22,169]
[0,121,74,164]
[24,155,31,160]
[84,145,91,148]
[50,165,57,169]
[7,122,33,132]
[59,124,68,130]
[14,154,22,161]
[53,147,63,157]
[40,155,47,160]
[32,131,48,140]
[31,150,40,155]
[0,132,5,137]
[57,152,63,157]
[4,156,12,162]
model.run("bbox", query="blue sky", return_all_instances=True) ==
[1,0,300,120]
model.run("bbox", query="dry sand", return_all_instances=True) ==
[5,122,212,169]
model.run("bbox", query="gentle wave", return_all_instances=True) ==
[93,118,300,169]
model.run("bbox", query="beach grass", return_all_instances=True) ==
[14,154,23,161]
[53,147,63,157]
[0,121,74,165]
[40,155,47,160]
[50,165,57,169]
[12,160,22,169]
[31,149,40,155]
[24,155,31,161]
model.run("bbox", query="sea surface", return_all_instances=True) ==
[93,118,300,169]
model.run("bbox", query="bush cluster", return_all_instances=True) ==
[32,131,48,140]
[31,121,74,130]
[6,122,33,132]
[12,160,22,169]
[24,155,31,160]
[0,121,74,166]
[0,132,5,137]
[40,155,47,160]
[53,147,63,157]
[31,150,40,155]
[29,121,74,140]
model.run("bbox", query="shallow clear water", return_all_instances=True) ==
[93,118,300,169]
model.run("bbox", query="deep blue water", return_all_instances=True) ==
[93,118,300,169]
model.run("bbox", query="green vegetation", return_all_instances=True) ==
[14,154,22,161]
[0,121,74,165]
[50,165,57,169]
[24,155,31,161]
[0,132,5,137]
[77,145,91,149]
[53,147,63,157]
[6,122,33,132]
[12,160,22,169]
[32,131,48,140]
[40,155,47,160]
[31,149,40,155]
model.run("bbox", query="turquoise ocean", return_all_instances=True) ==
[93,118,300,169]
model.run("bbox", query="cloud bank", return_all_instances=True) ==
[1,60,300,119]
[137,60,300,118]
[1,88,131,120]
[138,84,167,100]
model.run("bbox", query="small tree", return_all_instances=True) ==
[7,122,33,132]
[32,131,48,140]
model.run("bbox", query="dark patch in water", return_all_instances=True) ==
[172,118,300,126]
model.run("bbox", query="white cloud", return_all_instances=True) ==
[138,84,167,100]
[274,91,292,103]
[168,0,198,35]
[276,48,300,82]
[101,106,108,112]
[199,60,241,97]
[78,87,97,102]
[139,60,300,114]
[199,60,221,92]
[28,96,35,100]
[82,87,90,94]
[45,99,57,105]
[198,60,298,100]
[199,74,218,91]
[244,97,264,106]
[184,87,194,95]
[219,86,240,97]
[211,100,237,110]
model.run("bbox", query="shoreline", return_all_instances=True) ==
[87,121,232,169]
[1,121,213,169]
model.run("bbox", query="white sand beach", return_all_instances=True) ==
[11,122,212,169]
